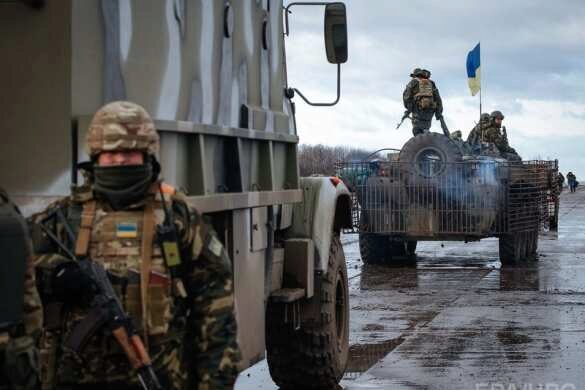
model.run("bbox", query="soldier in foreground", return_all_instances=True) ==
[467,110,520,160]
[31,101,239,389]
[402,68,444,136]
[0,188,42,390]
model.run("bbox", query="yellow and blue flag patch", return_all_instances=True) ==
[116,222,138,238]
[466,42,481,96]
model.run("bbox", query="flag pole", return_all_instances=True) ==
[479,42,483,142]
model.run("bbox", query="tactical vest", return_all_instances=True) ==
[414,78,436,111]
[40,190,185,387]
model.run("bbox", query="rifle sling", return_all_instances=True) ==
[140,199,155,346]
[75,200,97,257]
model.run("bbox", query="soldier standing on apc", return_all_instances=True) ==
[31,101,240,389]
[402,68,444,136]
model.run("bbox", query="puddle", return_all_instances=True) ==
[344,338,405,380]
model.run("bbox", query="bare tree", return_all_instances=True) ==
[298,144,373,176]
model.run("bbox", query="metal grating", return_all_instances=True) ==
[336,159,558,237]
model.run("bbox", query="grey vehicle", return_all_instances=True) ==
[338,132,560,265]
[1,1,352,388]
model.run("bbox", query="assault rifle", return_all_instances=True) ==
[39,212,163,390]
[396,110,411,129]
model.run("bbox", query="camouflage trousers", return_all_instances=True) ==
[0,334,39,390]
[411,112,434,136]
[41,331,191,390]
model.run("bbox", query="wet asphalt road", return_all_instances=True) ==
[345,188,585,390]
[237,188,585,389]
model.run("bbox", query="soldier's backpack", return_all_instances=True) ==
[0,190,28,332]
[414,78,436,111]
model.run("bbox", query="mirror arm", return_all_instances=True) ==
[284,2,335,36]
[292,63,341,107]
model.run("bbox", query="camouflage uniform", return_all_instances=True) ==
[0,188,42,390]
[403,68,443,136]
[467,112,518,159]
[31,102,240,389]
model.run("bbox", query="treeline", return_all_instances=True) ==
[298,144,374,176]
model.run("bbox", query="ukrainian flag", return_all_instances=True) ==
[466,43,481,96]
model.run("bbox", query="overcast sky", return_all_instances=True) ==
[284,0,585,176]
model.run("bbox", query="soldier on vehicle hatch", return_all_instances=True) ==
[0,188,42,390]
[30,101,240,389]
[467,111,520,160]
[402,68,444,136]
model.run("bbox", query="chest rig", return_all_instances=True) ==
[75,197,172,337]
[39,188,191,388]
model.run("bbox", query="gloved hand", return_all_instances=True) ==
[51,261,95,304]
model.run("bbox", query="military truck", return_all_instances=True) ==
[0,1,352,388]
[338,132,559,265]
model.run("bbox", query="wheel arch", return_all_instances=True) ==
[287,176,352,272]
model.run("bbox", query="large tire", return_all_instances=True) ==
[525,230,538,260]
[266,235,349,389]
[399,132,463,186]
[359,235,417,266]
[359,232,390,264]
[499,230,538,265]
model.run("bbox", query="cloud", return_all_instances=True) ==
[286,0,585,176]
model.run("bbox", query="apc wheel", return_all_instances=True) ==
[266,235,349,389]
[525,230,538,260]
[499,231,537,265]
[359,232,390,264]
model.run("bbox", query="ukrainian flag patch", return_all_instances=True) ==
[116,222,138,238]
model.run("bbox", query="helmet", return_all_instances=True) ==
[490,110,504,120]
[86,101,159,157]
[410,68,423,77]
[421,69,431,78]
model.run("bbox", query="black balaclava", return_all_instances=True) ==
[93,160,155,210]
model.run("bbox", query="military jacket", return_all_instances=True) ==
[31,185,240,389]
[0,188,42,390]
[403,77,443,119]
[0,189,42,338]
[467,123,516,155]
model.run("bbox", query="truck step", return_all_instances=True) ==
[270,288,305,303]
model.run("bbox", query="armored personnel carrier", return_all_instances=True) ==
[338,132,559,265]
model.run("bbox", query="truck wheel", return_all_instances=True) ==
[266,235,349,389]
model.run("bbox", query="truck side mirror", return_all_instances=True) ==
[324,3,347,64]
